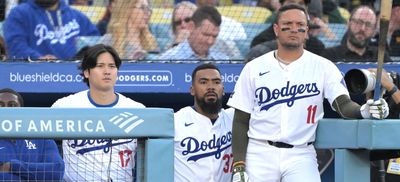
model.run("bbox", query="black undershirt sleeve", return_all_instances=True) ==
[232,109,250,163]
[331,94,363,119]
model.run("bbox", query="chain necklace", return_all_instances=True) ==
[274,51,290,70]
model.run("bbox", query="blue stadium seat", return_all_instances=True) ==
[235,23,269,56]
[150,23,171,40]
[76,36,101,51]
[241,23,269,40]
[150,23,172,51]
[156,37,172,52]
[318,23,347,48]
[234,39,252,57]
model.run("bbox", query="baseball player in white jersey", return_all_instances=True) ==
[174,63,234,182]
[51,44,145,182]
[227,4,389,182]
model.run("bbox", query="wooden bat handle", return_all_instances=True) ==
[373,0,393,101]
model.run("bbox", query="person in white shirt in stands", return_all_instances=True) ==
[159,5,229,61]
[196,0,247,40]
[167,1,242,59]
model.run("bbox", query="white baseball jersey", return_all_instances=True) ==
[174,106,234,182]
[227,50,348,145]
[51,90,145,182]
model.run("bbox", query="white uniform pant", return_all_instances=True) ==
[246,138,321,182]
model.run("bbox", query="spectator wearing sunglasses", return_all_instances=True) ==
[169,1,197,48]
[160,3,240,60]
[101,0,159,60]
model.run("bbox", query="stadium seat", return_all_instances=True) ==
[151,0,174,8]
[76,36,101,51]
[234,39,252,57]
[241,23,269,40]
[318,23,347,48]
[150,23,171,39]
[149,23,173,51]
[338,7,350,22]
[155,37,172,52]
[71,5,106,24]
[150,8,173,24]
[217,5,271,23]
[72,6,173,25]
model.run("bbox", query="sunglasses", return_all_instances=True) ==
[173,17,191,26]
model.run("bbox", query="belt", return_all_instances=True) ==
[267,141,314,148]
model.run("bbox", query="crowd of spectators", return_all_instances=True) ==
[0,0,399,62]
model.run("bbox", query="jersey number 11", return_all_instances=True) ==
[307,105,317,124]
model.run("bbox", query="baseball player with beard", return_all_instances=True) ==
[174,63,234,182]
[228,4,389,182]
[51,44,145,182]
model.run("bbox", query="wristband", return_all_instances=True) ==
[387,86,398,97]
[233,161,246,167]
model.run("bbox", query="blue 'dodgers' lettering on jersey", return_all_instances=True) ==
[180,132,232,162]
[256,81,320,111]
[68,139,135,155]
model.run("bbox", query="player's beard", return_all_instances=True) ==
[348,31,370,48]
[280,40,303,51]
[196,95,222,115]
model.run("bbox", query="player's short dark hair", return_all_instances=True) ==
[79,44,122,87]
[191,5,221,28]
[275,3,309,25]
[191,63,221,84]
[0,88,24,107]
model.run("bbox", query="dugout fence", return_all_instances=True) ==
[0,107,174,182]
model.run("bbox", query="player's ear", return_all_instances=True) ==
[305,26,309,39]
[84,70,90,78]
[273,23,279,37]
[190,86,195,96]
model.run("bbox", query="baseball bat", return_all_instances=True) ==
[373,2,393,182]
[373,0,393,101]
